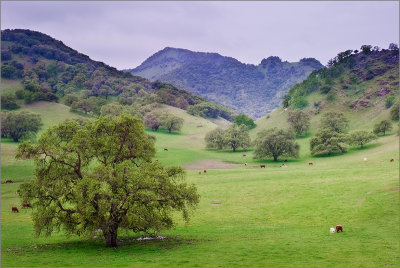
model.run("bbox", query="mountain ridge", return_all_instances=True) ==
[127,47,324,118]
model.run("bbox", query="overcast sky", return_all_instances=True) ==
[1,1,399,69]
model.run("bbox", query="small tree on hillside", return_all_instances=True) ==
[63,94,79,106]
[320,111,349,133]
[16,115,199,248]
[70,97,105,115]
[361,45,372,54]
[205,128,226,149]
[1,94,20,110]
[373,120,393,136]
[287,110,310,136]
[1,111,42,142]
[144,112,162,131]
[310,129,347,156]
[390,102,399,121]
[346,130,377,148]
[174,96,189,110]
[161,114,184,133]
[100,102,125,117]
[389,43,399,51]
[234,114,256,129]
[253,128,299,162]
[224,124,251,152]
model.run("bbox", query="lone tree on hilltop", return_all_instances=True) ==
[253,128,299,162]
[17,115,199,248]
[346,130,377,148]
[320,111,349,133]
[1,111,42,142]
[373,120,393,136]
[287,110,310,136]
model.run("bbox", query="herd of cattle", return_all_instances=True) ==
[4,157,397,212]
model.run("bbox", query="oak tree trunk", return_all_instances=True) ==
[104,228,118,247]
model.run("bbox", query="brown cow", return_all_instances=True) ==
[5,179,13,183]
[260,164,266,168]
[22,202,32,208]
[164,148,168,151]
[390,158,394,162]
[242,154,247,157]
[309,162,313,166]
[336,225,343,232]
[284,159,288,162]
[203,169,207,173]
[11,206,19,213]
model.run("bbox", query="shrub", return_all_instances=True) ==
[373,120,393,136]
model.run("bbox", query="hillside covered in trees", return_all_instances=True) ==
[1,29,235,121]
[283,44,399,114]
[127,47,323,118]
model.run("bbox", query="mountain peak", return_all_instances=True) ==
[128,48,323,118]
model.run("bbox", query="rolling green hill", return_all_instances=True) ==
[1,33,398,267]
[255,46,399,134]
[1,29,234,121]
[127,47,323,118]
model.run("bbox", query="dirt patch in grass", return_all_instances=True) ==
[183,159,237,170]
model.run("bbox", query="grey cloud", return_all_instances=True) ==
[2,1,398,69]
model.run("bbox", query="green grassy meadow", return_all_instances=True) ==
[1,102,399,267]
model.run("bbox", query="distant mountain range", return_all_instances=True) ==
[126,47,323,118]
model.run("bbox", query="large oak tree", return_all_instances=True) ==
[17,114,199,247]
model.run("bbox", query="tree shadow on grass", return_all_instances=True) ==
[145,128,182,136]
[4,235,205,253]
[347,142,383,153]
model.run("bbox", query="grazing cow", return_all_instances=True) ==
[5,179,13,183]
[155,159,159,162]
[330,227,335,234]
[22,202,32,208]
[11,206,19,213]
[164,148,168,151]
[390,158,394,162]
[308,162,313,166]
[336,225,343,232]
[242,154,247,157]
[203,169,207,173]
[284,159,288,162]
[260,164,266,168]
